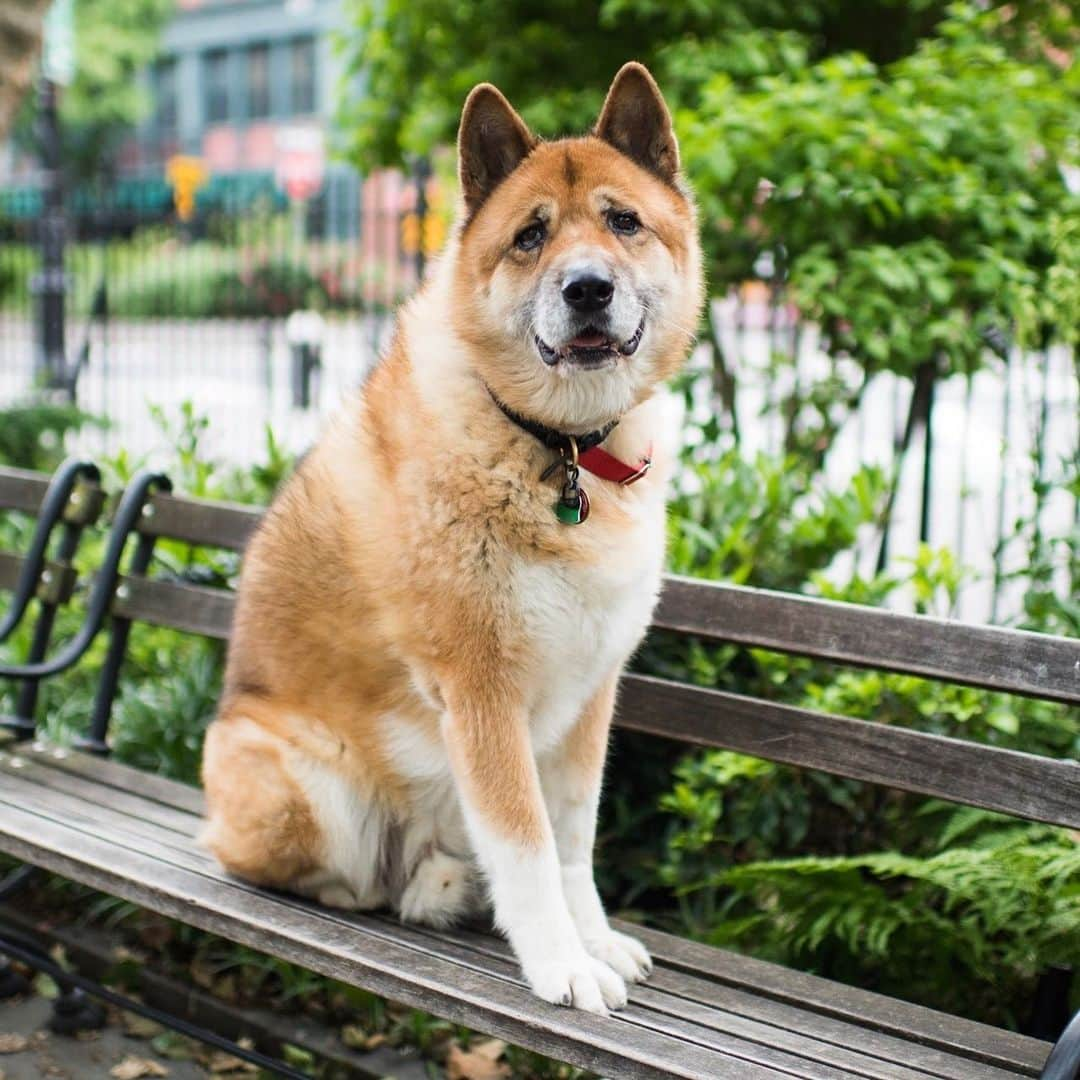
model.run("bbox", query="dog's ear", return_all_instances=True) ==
[458,84,536,215]
[595,62,679,184]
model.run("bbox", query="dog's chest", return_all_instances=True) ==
[510,514,665,752]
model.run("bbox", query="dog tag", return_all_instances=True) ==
[555,485,590,525]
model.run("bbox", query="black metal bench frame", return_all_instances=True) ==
[1,460,1078,1079]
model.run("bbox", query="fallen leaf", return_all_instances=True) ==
[110,1057,169,1079]
[446,1039,510,1080]
[339,1024,368,1049]
[122,1013,164,1040]
[206,1049,257,1074]
[362,1032,387,1051]
[0,1035,28,1054]
[150,1031,199,1061]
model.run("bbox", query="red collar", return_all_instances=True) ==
[487,387,652,486]
[579,444,652,486]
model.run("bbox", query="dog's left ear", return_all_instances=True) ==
[595,62,679,184]
[458,84,537,215]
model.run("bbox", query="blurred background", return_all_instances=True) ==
[0,5,1078,1070]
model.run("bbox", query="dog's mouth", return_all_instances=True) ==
[535,315,646,368]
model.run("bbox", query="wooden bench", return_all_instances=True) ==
[1,461,1078,1079]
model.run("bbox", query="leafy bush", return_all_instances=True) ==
[0,400,104,471]
[680,4,1080,376]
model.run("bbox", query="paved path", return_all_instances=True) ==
[0,991,208,1079]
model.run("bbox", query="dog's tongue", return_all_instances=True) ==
[569,331,609,349]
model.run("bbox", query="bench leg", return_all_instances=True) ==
[0,957,30,998]
[0,924,106,1032]
[0,911,314,1077]
[1041,1010,1080,1080]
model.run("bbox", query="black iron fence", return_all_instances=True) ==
[0,162,436,455]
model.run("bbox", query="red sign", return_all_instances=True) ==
[276,127,326,201]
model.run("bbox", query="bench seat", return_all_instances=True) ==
[0,740,1052,1080]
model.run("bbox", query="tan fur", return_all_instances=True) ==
[202,65,703,992]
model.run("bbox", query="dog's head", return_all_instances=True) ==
[448,63,704,432]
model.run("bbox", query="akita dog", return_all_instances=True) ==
[201,62,704,1013]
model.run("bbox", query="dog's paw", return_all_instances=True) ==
[526,953,627,1014]
[582,929,652,984]
[399,850,472,927]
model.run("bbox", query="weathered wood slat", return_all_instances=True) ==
[655,576,1080,704]
[112,575,234,640]
[625,925,1048,1077]
[0,551,79,604]
[24,742,205,815]
[0,765,1026,1080]
[5,748,1052,1077]
[139,492,261,551]
[619,674,1080,829]
[0,466,50,515]
[357,917,1007,1080]
[0,785,854,1080]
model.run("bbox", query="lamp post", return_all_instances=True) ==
[32,74,69,398]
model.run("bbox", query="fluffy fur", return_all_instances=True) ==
[201,62,704,1013]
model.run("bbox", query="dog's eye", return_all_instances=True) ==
[608,210,641,236]
[514,222,546,252]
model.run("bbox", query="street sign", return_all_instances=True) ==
[276,127,325,202]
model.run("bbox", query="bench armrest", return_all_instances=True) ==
[0,470,170,680]
[1042,1009,1080,1080]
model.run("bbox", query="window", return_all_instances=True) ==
[153,58,178,132]
[290,37,316,115]
[247,44,270,119]
[204,49,230,123]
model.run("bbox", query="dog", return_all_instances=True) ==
[201,62,704,1014]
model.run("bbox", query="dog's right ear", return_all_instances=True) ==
[458,84,536,216]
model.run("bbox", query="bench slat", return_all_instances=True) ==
[113,575,234,640]
[655,576,1080,705]
[0,467,50,515]
[619,674,1080,829]
[0,552,79,604]
[0,777,871,1080]
[24,742,205,815]
[363,916,1020,1080]
[0,758,1036,1080]
[139,492,261,551]
[4,747,1052,1077]
[7,468,1079,701]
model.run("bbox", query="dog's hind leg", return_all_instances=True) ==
[201,705,389,911]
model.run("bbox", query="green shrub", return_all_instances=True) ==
[0,401,105,471]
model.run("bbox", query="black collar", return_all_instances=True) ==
[486,387,618,453]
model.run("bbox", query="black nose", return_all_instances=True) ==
[562,273,614,313]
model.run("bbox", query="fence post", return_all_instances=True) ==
[31,76,69,399]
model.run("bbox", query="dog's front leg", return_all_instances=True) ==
[542,673,652,985]
[440,686,627,1014]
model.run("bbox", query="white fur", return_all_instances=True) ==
[458,801,627,1014]
[287,753,389,910]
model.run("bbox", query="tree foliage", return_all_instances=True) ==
[339,0,954,167]
[340,1,1080,376]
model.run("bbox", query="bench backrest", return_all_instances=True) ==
[3,465,1079,829]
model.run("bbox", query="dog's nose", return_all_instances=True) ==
[562,273,614,313]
